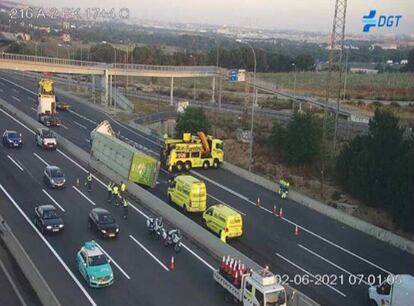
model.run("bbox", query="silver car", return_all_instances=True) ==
[43,165,66,189]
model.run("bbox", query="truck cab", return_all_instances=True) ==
[368,274,414,306]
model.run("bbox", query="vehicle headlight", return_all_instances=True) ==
[115,228,119,233]
[8,139,12,143]
[46,225,52,230]
[50,179,55,184]
[59,224,64,228]
[62,178,66,184]
[110,273,113,279]
[90,275,96,280]
[101,229,107,233]
[19,139,22,143]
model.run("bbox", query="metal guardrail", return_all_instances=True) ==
[0,53,218,74]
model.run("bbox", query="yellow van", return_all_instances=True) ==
[167,175,207,212]
[202,204,243,239]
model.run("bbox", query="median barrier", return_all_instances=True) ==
[221,162,414,255]
[0,97,320,306]
[0,215,61,306]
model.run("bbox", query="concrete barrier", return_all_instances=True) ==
[221,162,414,255]
[0,98,319,306]
[0,215,61,306]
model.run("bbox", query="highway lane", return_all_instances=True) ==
[2,72,414,305]
[0,109,229,306]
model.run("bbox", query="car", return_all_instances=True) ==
[35,128,57,150]
[2,130,22,148]
[39,115,61,127]
[76,241,114,288]
[33,205,64,234]
[43,165,66,188]
[88,208,119,238]
[56,102,70,111]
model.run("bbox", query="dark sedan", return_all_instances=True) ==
[34,205,64,234]
[2,130,22,148]
[43,165,66,189]
[88,208,119,238]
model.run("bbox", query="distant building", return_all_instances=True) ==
[349,62,378,74]
[400,59,408,65]
[386,60,393,65]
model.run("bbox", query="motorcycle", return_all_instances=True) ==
[146,217,164,240]
[162,229,182,253]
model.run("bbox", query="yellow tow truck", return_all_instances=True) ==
[161,132,224,172]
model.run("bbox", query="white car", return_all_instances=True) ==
[35,128,57,150]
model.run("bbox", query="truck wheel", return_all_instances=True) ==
[369,300,378,306]
[176,162,183,172]
[213,159,219,169]
[183,205,187,213]
[203,161,209,169]
[168,194,172,204]
[184,161,191,171]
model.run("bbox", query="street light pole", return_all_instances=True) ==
[292,63,299,111]
[236,39,257,172]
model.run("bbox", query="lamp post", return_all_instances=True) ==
[292,63,299,111]
[236,39,257,172]
[57,44,70,59]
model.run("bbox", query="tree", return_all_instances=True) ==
[284,112,321,164]
[175,107,211,138]
[336,109,414,233]
[404,49,414,72]
[294,54,315,71]
[268,121,285,148]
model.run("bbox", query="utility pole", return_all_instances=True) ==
[321,0,348,198]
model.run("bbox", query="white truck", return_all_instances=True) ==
[368,274,414,306]
[37,79,61,127]
[213,268,287,306]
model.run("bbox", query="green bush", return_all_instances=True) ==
[175,107,211,137]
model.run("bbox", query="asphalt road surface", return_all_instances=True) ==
[0,72,413,306]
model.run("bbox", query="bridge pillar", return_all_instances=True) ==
[92,75,96,103]
[109,75,113,108]
[211,76,216,104]
[101,70,109,106]
[218,77,222,110]
[170,77,174,106]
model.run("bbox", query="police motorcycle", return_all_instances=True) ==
[146,217,164,240]
[162,228,182,253]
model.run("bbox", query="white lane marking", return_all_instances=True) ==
[181,243,215,271]
[31,107,36,112]
[56,149,106,187]
[12,96,21,102]
[29,97,36,101]
[68,110,98,125]
[94,242,131,280]
[60,124,69,130]
[194,169,393,275]
[71,186,96,206]
[276,253,347,298]
[0,258,28,306]
[0,103,394,276]
[7,155,24,171]
[298,244,369,286]
[0,76,37,95]
[42,189,66,212]
[208,193,246,216]
[106,115,160,147]
[191,170,249,201]
[0,184,97,306]
[73,121,87,130]
[129,235,169,271]
[33,152,49,166]
[0,108,35,135]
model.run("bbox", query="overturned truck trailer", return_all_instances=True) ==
[90,121,160,188]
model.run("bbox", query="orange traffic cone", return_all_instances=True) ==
[76,178,80,187]
[256,197,260,207]
[279,207,283,218]
[294,225,299,236]
[224,256,230,273]
[170,256,175,271]
[228,259,235,276]
[233,270,240,287]
[220,256,225,272]
[273,205,277,215]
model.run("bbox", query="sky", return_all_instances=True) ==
[23,0,414,34]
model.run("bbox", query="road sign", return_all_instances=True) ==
[229,69,238,82]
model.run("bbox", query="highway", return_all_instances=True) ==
[0,71,413,306]
[0,78,230,305]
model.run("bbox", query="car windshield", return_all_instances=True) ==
[89,254,108,266]
[43,209,59,219]
[8,132,19,139]
[43,130,54,138]
[265,291,286,306]
[50,169,64,178]
[98,214,115,224]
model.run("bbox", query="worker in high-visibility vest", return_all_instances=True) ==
[122,197,129,220]
[112,184,119,206]
[85,172,92,192]
[107,182,113,203]
[120,181,126,199]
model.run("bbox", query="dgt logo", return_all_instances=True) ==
[363,10,402,32]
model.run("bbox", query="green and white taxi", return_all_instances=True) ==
[76,241,114,288]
